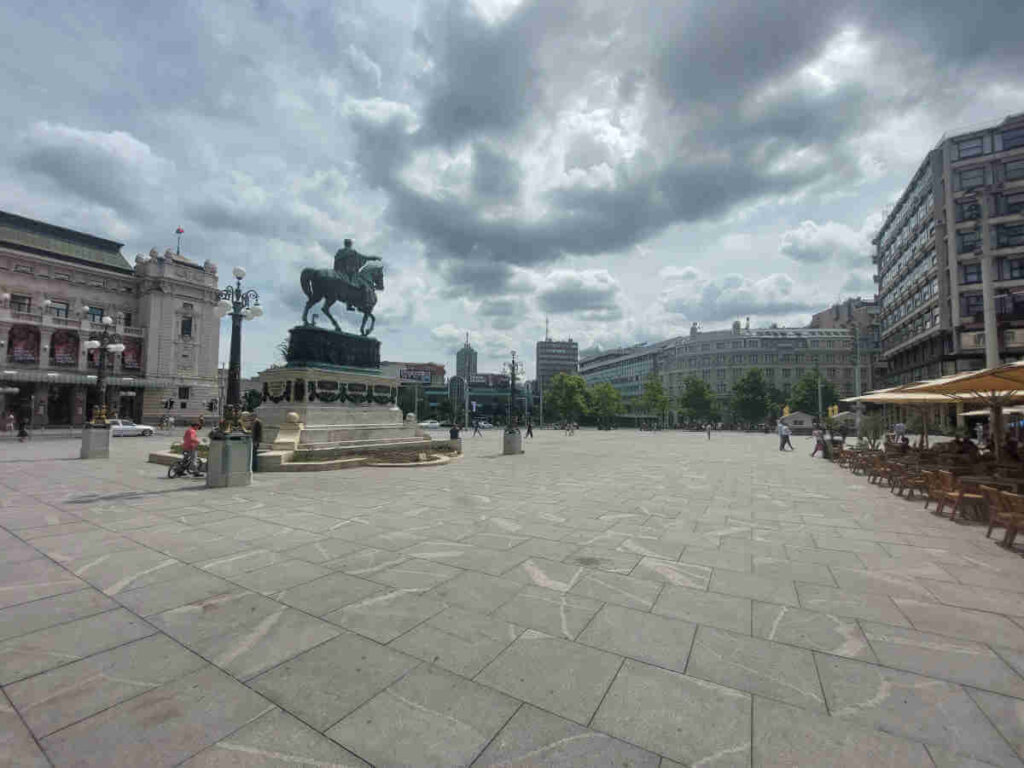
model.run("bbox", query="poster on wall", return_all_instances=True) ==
[8,325,39,363]
[122,339,141,370]
[50,330,79,366]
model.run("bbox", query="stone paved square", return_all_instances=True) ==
[4,431,1024,766]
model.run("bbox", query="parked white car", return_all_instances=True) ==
[476,420,495,430]
[417,419,441,429]
[109,419,156,437]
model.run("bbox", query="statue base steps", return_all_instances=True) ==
[254,364,450,471]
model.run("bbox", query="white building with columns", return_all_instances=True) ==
[0,210,222,427]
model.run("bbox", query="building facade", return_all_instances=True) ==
[0,211,221,427]
[535,337,579,395]
[580,341,670,401]
[455,336,477,382]
[657,323,861,403]
[808,297,884,395]
[874,112,1024,384]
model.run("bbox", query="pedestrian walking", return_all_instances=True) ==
[810,425,825,457]
[777,421,786,451]
[706,423,711,440]
[16,417,28,442]
[250,415,262,472]
[525,420,534,438]
[4,411,13,433]
[839,424,848,445]
[472,420,482,437]
[782,425,794,451]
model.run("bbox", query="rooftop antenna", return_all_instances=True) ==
[545,316,550,341]
[175,227,184,255]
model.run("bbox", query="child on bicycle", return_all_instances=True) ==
[182,422,200,473]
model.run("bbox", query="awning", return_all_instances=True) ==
[0,369,204,389]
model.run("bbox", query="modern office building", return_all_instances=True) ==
[535,336,579,394]
[455,335,477,382]
[0,210,222,427]
[874,112,1024,384]
[580,340,672,401]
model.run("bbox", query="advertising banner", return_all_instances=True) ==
[122,339,141,370]
[50,330,79,366]
[8,325,39,364]
[399,368,432,384]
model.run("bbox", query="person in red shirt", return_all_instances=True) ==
[182,422,200,472]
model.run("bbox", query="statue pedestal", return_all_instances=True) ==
[80,424,111,459]
[206,433,252,488]
[285,326,380,369]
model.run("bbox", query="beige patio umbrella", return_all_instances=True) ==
[842,387,958,448]
[903,362,1024,459]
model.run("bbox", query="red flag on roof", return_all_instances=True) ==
[175,227,184,235]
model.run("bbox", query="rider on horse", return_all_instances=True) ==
[334,239,380,305]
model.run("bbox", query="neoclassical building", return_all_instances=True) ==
[0,210,221,427]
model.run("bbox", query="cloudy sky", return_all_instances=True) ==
[2,0,1022,377]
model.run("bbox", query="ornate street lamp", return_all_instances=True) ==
[503,350,525,431]
[214,266,262,431]
[83,315,125,423]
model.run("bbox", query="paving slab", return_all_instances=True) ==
[752,696,934,767]
[115,571,237,616]
[710,570,799,606]
[182,708,370,767]
[797,583,911,626]
[495,585,603,640]
[0,690,49,767]
[0,588,116,642]
[631,556,712,590]
[325,589,447,643]
[227,560,331,596]
[568,570,662,611]
[6,634,206,737]
[0,608,154,684]
[427,570,528,613]
[476,629,623,725]
[327,664,519,767]
[0,558,85,609]
[591,659,751,767]
[687,625,826,711]
[577,603,695,673]
[249,630,419,730]
[893,598,1024,650]
[966,688,1024,763]
[502,558,586,592]
[390,606,521,677]
[653,584,751,634]
[817,653,1022,767]
[751,602,875,660]
[471,703,661,767]
[274,571,386,616]
[862,621,1024,698]
[40,666,274,768]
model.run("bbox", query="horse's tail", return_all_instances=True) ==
[300,268,316,299]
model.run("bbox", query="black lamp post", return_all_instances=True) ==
[504,351,524,431]
[84,314,124,423]
[214,266,261,431]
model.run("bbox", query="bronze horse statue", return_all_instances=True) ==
[300,263,383,336]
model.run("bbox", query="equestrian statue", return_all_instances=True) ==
[300,239,384,336]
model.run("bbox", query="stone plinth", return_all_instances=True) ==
[79,424,111,459]
[503,430,523,455]
[206,433,252,488]
[285,326,380,369]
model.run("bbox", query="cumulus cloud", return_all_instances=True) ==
[15,123,172,216]
[779,218,874,265]
[660,268,817,322]
[537,269,622,320]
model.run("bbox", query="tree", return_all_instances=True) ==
[243,389,262,412]
[436,397,453,423]
[789,371,838,420]
[547,373,589,423]
[731,369,769,425]
[590,382,623,428]
[860,413,885,450]
[678,377,715,423]
[640,373,670,425]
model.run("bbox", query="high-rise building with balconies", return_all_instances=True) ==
[874,113,1024,384]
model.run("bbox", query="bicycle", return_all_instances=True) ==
[167,451,207,478]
